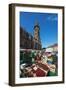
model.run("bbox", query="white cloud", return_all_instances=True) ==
[47,16,58,21]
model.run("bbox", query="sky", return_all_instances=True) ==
[20,12,58,48]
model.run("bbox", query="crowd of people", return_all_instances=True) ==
[20,50,57,77]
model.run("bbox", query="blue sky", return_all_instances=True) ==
[20,12,58,48]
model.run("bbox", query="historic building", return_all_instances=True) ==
[33,21,42,49]
[20,27,33,49]
[20,21,42,50]
[46,43,58,53]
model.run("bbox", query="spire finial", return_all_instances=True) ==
[35,19,39,26]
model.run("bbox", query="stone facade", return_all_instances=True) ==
[20,22,42,50]
[20,27,33,49]
[33,21,42,49]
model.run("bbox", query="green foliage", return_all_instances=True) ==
[52,55,57,65]
[20,51,33,64]
[47,71,57,76]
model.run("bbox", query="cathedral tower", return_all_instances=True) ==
[33,21,42,49]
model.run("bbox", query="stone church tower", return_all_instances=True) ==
[33,21,42,50]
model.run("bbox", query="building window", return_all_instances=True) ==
[34,43,38,49]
